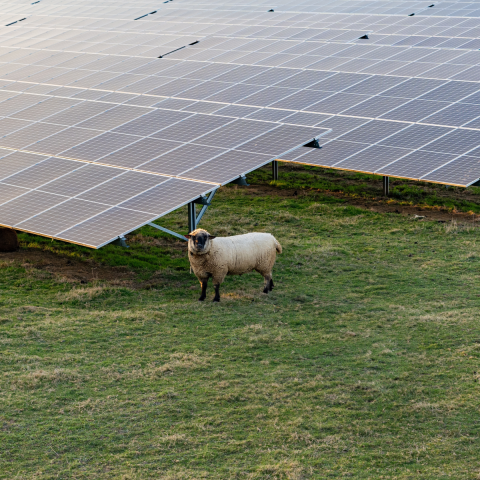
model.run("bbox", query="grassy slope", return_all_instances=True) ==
[1,171,480,479]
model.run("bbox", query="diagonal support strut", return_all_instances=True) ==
[148,189,218,242]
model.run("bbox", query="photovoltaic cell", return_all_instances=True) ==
[238,124,327,156]
[57,206,156,247]
[16,198,111,236]
[379,124,453,149]
[2,157,81,189]
[193,118,275,148]
[316,116,370,138]
[342,95,408,117]
[420,103,480,127]
[376,150,458,179]
[338,120,408,144]
[380,78,445,98]
[0,117,31,137]
[420,81,480,102]
[140,143,227,175]
[29,127,101,156]
[151,114,233,142]
[180,149,271,184]
[61,132,138,161]
[0,151,46,181]
[334,144,412,173]
[0,190,67,227]
[46,101,111,126]
[380,99,448,122]
[0,94,42,116]
[270,90,332,110]
[39,164,121,196]
[206,83,265,103]
[304,92,370,114]
[100,137,181,169]
[113,109,192,136]
[422,156,480,187]
[119,177,214,215]
[291,140,367,167]
[77,170,166,205]
[343,75,406,95]
[0,123,66,149]
[0,182,29,205]
[422,129,480,156]
[9,97,81,121]
[75,104,151,130]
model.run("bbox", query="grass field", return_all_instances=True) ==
[1,165,480,479]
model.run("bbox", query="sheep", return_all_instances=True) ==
[186,228,282,302]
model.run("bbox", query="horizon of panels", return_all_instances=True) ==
[0,1,437,19]
[3,6,480,64]
[3,10,479,69]
[0,15,478,186]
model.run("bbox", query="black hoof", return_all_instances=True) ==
[213,297,220,302]
[198,297,206,302]
[263,288,269,294]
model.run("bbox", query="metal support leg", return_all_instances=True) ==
[383,176,390,196]
[188,202,196,233]
[272,160,279,181]
[112,236,129,247]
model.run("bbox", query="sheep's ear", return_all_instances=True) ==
[185,234,192,239]
[208,235,216,239]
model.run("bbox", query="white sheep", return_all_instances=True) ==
[186,228,282,302]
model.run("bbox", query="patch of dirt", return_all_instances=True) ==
[244,183,480,225]
[0,250,136,285]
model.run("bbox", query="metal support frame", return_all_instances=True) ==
[272,160,279,181]
[188,202,196,233]
[112,236,128,247]
[147,189,218,241]
[232,175,249,186]
[147,223,188,241]
[383,176,390,196]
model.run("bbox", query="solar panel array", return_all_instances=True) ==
[0,0,479,247]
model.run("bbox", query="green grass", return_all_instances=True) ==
[250,163,480,213]
[1,170,480,479]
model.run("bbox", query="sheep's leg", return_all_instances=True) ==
[263,273,272,294]
[199,278,208,301]
[211,272,226,302]
[269,278,274,291]
[213,283,220,302]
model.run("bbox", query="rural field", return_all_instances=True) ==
[1,165,480,479]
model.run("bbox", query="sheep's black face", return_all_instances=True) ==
[190,232,209,253]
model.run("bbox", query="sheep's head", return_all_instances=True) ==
[186,229,216,255]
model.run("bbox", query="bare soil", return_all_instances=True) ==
[0,250,136,284]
